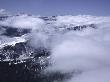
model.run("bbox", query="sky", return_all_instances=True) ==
[0,0,110,16]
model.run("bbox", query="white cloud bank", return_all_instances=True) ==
[1,13,110,82]
[0,14,45,30]
[45,15,110,82]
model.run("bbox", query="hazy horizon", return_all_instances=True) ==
[0,0,110,16]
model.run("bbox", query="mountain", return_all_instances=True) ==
[1,12,110,82]
[0,14,97,62]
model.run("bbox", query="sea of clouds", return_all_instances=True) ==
[0,9,110,82]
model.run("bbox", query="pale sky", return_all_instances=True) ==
[0,0,110,16]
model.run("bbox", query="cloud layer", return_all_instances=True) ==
[0,13,110,82]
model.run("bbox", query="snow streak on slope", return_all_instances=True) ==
[0,10,110,82]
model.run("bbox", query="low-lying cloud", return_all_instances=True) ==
[46,15,110,82]
[0,14,45,30]
[0,12,110,82]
